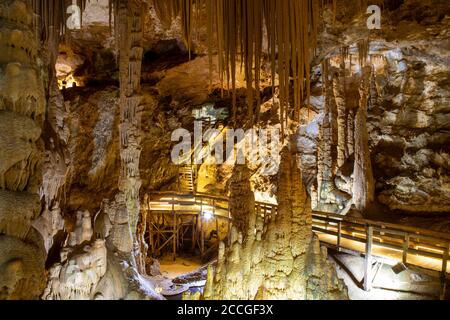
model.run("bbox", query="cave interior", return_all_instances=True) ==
[0,0,449,301]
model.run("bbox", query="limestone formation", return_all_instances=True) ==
[0,0,448,302]
[333,68,348,169]
[189,147,348,300]
[115,0,145,256]
[0,0,46,299]
[316,60,351,214]
[352,66,375,212]
[228,165,255,235]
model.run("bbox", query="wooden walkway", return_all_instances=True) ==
[146,192,450,298]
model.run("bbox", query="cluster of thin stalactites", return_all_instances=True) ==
[32,0,373,129]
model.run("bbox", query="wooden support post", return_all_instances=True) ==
[191,216,196,253]
[364,225,374,292]
[200,212,205,259]
[403,234,410,265]
[149,216,154,256]
[440,242,449,300]
[337,221,342,252]
[172,213,176,261]
[172,200,177,261]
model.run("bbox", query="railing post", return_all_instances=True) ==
[403,234,410,265]
[440,242,449,300]
[227,208,231,246]
[200,215,205,259]
[364,225,374,292]
[173,212,177,261]
[337,221,342,252]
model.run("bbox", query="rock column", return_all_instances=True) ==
[0,0,46,299]
[111,0,145,258]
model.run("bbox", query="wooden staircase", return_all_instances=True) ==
[178,166,195,194]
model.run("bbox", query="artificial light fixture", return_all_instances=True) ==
[203,210,214,221]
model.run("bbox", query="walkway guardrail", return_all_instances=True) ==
[146,191,449,298]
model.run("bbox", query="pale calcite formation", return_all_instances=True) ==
[316,61,351,214]
[115,0,144,256]
[0,0,46,299]
[187,147,348,300]
[42,211,107,300]
[32,202,65,253]
[40,139,68,208]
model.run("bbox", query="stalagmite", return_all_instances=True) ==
[317,61,336,202]
[315,59,351,213]
[352,66,375,212]
[187,147,348,300]
[228,165,255,235]
[42,210,108,300]
[156,0,319,126]
[333,68,348,168]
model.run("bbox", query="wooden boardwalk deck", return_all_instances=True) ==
[146,192,450,298]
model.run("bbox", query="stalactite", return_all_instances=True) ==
[32,0,88,42]
[31,1,358,129]
[155,0,319,127]
[352,66,375,212]
[357,38,370,68]
[317,59,335,201]
[347,108,355,156]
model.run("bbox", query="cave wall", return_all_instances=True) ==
[296,0,450,218]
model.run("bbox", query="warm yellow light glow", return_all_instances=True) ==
[417,245,444,255]
[203,210,214,221]
[58,74,82,90]
[351,232,382,242]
